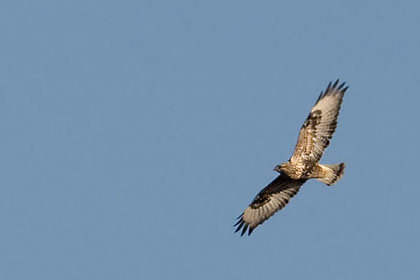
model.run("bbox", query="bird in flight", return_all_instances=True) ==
[234,79,348,236]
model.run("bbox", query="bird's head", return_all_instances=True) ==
[274,163,286,173]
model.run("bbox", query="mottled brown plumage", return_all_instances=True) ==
[235,80,347,236]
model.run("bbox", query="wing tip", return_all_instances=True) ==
[342,85,349,93]
[319,79,348,98]
[331,79,349,92]
[233,214,255,236]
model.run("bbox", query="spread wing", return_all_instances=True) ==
[290,80,348,167]
[234,175,307,236]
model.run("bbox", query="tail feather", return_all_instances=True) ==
[318,163,345,186]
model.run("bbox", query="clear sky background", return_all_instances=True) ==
[0,1,419,279]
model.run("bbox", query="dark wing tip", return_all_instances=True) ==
[315,91,323,103]
[327,81,332,90]
[342,85,349,93]
[241,223,249,236]
[233,219,242,227]
[234,216,244,233]
[316,79,345,104]
[322,79,348,97]
[234,214,254,236]
[330,79,349,91]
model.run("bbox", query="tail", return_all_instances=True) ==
[317,163,345,186]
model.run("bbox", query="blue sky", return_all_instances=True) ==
[0,0,419,279]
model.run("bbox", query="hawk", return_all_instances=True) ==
[234,79,348,236]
